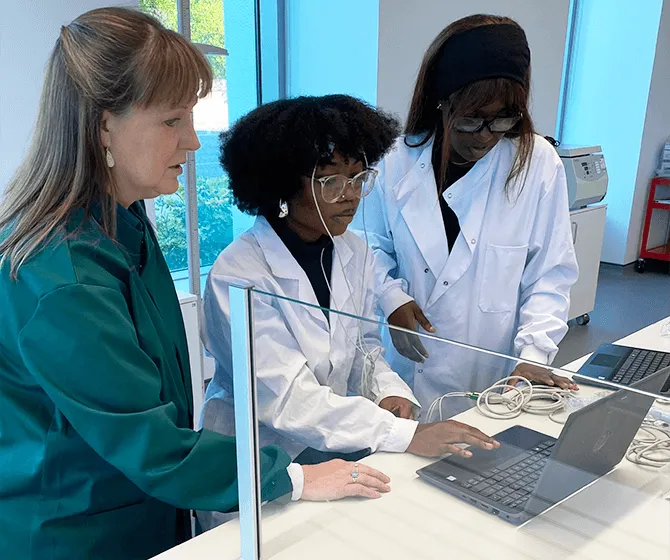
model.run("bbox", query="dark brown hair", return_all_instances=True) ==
[405,14,535,195]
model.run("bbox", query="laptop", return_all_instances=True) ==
[576,344,670,393]
[416,367,670,526]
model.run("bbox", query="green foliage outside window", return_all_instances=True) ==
[138,0,226,79]
[139,0,232,274]
[155,176,234,272]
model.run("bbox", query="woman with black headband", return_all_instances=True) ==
[352,14,579,417]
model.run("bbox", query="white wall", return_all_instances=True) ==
[376,0,571,136]
[0,1,138,191]
[561,0,663,265]
[626,1,670,264]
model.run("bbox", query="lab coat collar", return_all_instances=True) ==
[116,203,146,258]
[392,136,446,279]
[391,136,500,307]
[90,200,146,269]
[251,217,355,331]
[444,139,500,248]
[424,140,501,308]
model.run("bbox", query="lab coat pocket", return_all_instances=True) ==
[478,244,529,313]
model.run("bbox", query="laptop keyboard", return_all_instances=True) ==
[455,440,555,509]
[612,349,670,389]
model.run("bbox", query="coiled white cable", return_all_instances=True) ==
[627,419,670,467]
[426,376,575,423]
[477,377,571,422]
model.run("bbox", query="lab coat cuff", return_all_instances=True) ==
[380,417,419,453]
[286,463,304,501]
[379,287,414,320]
[519,346,550,366]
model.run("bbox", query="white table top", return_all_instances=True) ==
[155,318,670,560]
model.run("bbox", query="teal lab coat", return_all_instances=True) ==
[0,203,292,559]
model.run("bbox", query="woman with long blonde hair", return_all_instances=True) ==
[0,8,390,559]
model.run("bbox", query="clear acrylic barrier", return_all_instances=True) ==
[193,286,670,560]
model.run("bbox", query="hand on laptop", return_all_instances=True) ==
[407,420,500,458]
[511,363,578,391]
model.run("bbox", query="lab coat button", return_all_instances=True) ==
[443,281,448,286]
[418,369,423,374]
[424,268,429,273]
[420,163,426,169]
[447,193,452,199]
[471,239,476,245]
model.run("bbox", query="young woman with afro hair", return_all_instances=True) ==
[198,94,499,530]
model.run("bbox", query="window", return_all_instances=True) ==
[139,0,243,294]
[139,0,189,286]
[139,0,284,294]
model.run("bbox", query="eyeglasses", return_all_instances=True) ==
[452,114,522,134]
[310,169,379,203]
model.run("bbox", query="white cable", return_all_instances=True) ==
[310,158,378,397]
[426,376,575,423]
[627,419,670,467]
[426,392,475,422]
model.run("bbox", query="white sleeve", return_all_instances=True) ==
[515,162,579,364]
[286,463,304,501]
[352,158,414,319]
[348,248,420,411]
[203,272,417,455]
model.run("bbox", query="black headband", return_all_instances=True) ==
[433,23,530,101]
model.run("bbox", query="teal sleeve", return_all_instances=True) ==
[18,284,293,511]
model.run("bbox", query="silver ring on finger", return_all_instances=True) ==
[351,463,359,483]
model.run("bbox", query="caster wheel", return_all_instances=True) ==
[636,259,646,273]
[576,314,590,326]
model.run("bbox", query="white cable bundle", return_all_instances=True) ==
[627,419,670,467]
[476,377,571,422]
[426,376,574,423]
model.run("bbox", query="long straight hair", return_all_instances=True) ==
[405,14,535,195]
[0,7,212,279]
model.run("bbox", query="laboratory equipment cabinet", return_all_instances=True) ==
[568,204,607,325]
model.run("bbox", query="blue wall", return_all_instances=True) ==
[286,0,379,105]
[561,0,663,264]
[224,0,260,236]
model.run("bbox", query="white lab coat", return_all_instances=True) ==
[200,216,419,460]
[352,134,578,416]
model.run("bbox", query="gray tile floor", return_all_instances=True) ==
[554,263,670,367]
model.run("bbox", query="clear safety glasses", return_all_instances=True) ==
[312,169,378,203]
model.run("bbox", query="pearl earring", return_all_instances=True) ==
[278,199,288,218]
[105,148,115,168]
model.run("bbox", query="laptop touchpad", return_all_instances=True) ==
[422,426,551,481]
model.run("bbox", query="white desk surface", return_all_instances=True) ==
[155,318,670,560]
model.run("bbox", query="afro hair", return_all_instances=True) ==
[219,94,401,218]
